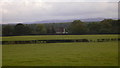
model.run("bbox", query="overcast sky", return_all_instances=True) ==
[0,0,119,24]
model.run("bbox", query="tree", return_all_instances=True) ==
[36,24,47,34]
[109,20,120,33]
[68,20,88,34]
[14,23,27,35]
[99,19,112,33]
[46,25,56,34]
[87,22,101,34]
[24,25,32,35]
[2,25,13,35]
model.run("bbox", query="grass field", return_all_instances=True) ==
[3,42,118,66]
[2,35,119,66]
[2,34,119,41]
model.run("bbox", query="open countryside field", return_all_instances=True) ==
[2,35,119,66]
[3,42,118,66]
[2,34,119,41]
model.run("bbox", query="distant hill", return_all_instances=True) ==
[2,18,117,24]
[24,20,74,24]
[24,18,109,24]
[81,18,105,22]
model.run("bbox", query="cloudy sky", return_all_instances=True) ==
[0,0,119,24]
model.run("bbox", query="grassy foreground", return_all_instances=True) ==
[3,42,118,66]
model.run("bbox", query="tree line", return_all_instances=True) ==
[2,19,120,36]
[68,19,120,34]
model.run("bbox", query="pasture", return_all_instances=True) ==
[2,35,119,66]
[2,34,119,41]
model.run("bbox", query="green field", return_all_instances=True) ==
[2,34,119,41]
[2,35,119,66]
[3,42,118,66]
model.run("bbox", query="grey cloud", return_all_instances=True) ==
[0,0,119,2]
[1,2,118,24]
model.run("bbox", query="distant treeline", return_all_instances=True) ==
[2,19,120,36]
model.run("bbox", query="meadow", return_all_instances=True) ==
[2,35,119,66]
[2,34,119,41]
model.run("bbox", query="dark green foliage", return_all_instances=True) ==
[14,23,31,35]
[2,19,120,36]
[68,19,120,34]
[35,24,47,34]
[99,19,120,33]
[24,25,32,35]
[46,25,56,34]
[87,22,101,34]
[68,20,88,34]
[2,25,14,35]
[99,19,113,33]
[110,20,120,33]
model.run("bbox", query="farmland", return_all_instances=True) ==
[2,34,119,66]
[2,34,119,41]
